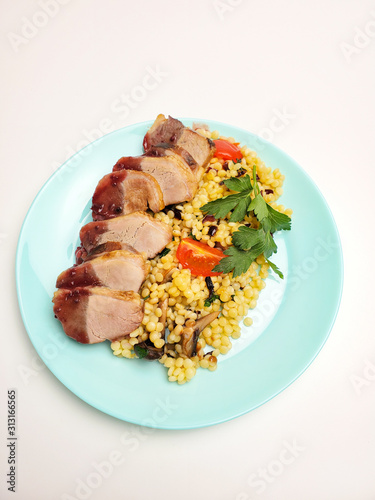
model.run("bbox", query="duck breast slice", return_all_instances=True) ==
[146,144,203,181]
[83,242,141,262]
[79,211,172,259]
[143,114,215,169]
[56,250,149,292]
[52,287,144,344]
[113,154,197,207]
[91,169,164,221]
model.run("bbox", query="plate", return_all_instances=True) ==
[16,119,343,429]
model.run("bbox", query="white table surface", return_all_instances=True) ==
[1,1,375,499]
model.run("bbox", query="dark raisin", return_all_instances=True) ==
[265,189,274,194]
[208,225,218,236]
[202,215,216,223]
[214,242,225,251]
[205,276,214,294]
[172,207,182,220]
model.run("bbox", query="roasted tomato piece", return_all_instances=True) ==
[213,139,243,162]
[176,238,224,277]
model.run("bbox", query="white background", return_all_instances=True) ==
[1,0,375,499]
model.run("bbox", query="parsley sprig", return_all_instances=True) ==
[204,294,220,307]
[158,247,171,258]
[201,175,253,222]
[134,344,148,359]
[201,166,291,278]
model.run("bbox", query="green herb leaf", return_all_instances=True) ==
[223,174,252,192]
[249,165,291,232]
[158,247,171,258]
[264,204,292,232]
[213,246,256,278]
[263,230,278,258]
[232,226,265,251]
[232,225,278,259]
[229,196,251,222]
[201,174,253,222]
[204,294,220,307]
[134,345,148,359]
[266,258,284,279]
[248,193,269,221]
[200,191,247,220]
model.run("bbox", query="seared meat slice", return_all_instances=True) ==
[113,153,197,207]
[91,169,164,221]
[143,114,184,150]
[146,144,203,181]
[53,287,143,344]
[143,114,216,170]
[75,245,88,265]
[75,241,140,265]
[76,242,141,264]
[84,242,141,261]
[56,250,149,292]
[177,128,215,172]
[79,211,172,259]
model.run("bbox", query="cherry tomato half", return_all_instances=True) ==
[176,238,224,277]
[213,139,243,162]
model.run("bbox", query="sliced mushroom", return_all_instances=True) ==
[180,311,220,358]
[135,341,164,361]
[159,297,168,332]
[161,266,177,283]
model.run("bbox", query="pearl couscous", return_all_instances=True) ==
[111,127,292,384]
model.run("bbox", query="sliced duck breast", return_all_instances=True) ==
[76,241,142,265]
[113,153,197,207]
[79,211,172,259]
[53,287,143,344]
[143,114,215,169]
[84,242,141,261]
[56,250,149,292]
[146,144,203,181]
[143,114,184,150]
[91,169,164,221]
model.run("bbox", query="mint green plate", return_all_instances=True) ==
[16,119,343,429]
